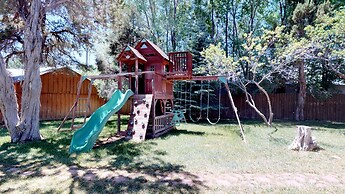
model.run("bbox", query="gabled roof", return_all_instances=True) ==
[7,67,79,82]
[117,45,147,63]
[135,39,170,62]
[127,46,147,62]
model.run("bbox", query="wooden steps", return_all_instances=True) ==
[127,94,153,142]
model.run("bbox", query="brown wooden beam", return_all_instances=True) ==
[84,71,156,80]
[135,59,138,94]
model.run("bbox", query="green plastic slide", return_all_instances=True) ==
[69,89,134,154]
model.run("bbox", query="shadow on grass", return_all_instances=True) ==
[0,121,204,193]
[67,162,203,193]
[0,127,8,138]
[268,136,291,146]
[169,129,205,136]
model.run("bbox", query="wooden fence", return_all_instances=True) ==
[220,93,345,122]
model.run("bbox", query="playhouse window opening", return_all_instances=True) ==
[150,66,155,71]
[165,65,170,72]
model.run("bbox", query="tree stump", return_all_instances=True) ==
[289,125,319,151]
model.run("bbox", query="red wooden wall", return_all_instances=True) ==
[0,68,105,122]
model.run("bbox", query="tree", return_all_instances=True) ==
[290,0,316,121]
[276,1,345,120]
[0,0,45,142]
[0,53,20,141]
[0,0,99,142]
[200,26,289,127]
[305,8,345,80]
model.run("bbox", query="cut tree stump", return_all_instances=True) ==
[289,125,319,151]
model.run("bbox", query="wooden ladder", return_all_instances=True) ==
[127,94,153,142]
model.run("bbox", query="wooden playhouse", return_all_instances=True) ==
[61,39,220,141]
[116,39,193,140]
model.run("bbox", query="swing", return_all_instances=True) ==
[172,81,187,126]
[206,80,221,125]
[188,80,203,122]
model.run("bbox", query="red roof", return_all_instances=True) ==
[117,45,147,63]
[127,46,147,62]
[135,39,170,62]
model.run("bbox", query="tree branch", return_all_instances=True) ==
[16,0,29,19]
[45,0,70,12]
[5,51,24,63]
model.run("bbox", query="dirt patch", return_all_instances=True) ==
[200,172,345,189]
[4,164,345,191]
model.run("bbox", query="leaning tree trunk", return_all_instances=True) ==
[16,0,43,141]
[289,125,318,151]
[295,61,306,121]
[254,82,274,126]
[0,54,20,142]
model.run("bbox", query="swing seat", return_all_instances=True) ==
[171,110,186,126]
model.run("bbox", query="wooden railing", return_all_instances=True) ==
[154,113,174,133]
[167,52,193,79]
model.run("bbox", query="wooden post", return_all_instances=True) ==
[85,79,93,124]
[135,59,139,94]
[221,78,246,143]
[118,62,123,91]
[117,62,123,134]
[152,97,156,137]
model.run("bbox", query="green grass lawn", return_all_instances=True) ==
[0,117,345,193]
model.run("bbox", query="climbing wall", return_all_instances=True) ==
[127,94,153,142]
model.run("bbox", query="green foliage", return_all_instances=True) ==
[273,5,345,99]
[200,26,288,85]
[198,44,233,76]
[306,8,345,60]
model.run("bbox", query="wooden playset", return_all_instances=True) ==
[59,39,237,143]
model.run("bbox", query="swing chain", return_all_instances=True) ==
[206,80,221,125]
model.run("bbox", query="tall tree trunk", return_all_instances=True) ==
[231,0,237,59]
[225,11,229,57]
[165,1,169,52]
[148,0,157,42]
[279,0,287,25]
[0,54,20,142]
[171,0,177,51]
[296,61,306,121]
[17,0,43,141]
[210,0,215,42]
